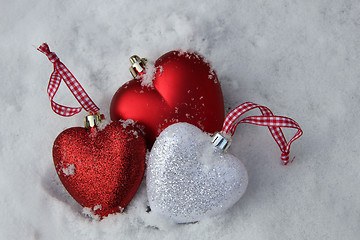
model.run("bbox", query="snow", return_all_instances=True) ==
[121,119,135,128]
[1,0,359,239]
[139,61,156,87]
[62,164,76,176]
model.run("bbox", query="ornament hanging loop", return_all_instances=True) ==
[38,43,101,117]
[37,43,59,63]
[221,102,303,165]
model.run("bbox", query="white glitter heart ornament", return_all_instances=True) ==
[146,122,248,223]
[146,102,303,223]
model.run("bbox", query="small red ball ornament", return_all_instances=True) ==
[53,117,146,218]
[110,51,225,147]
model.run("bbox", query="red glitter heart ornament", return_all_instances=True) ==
[110,50,225,147]
[53,121,146,217]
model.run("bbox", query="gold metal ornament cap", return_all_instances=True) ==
[211,132,232,151]
[84,113,104,128]
[129,55,147,78]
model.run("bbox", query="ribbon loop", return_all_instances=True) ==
[38,43,59,63]
[222,102,303,165]
[38,43,100,116]
[37,43,51,55]
[281,152,290,163]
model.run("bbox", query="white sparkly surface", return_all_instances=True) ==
[1,0,360,239]
[147,123,248,223]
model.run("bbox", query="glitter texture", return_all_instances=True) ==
[146,123,248,223]
[52,120,146,218]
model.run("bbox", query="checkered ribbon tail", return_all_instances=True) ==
[222,102,303,165]
[37,43,100,117]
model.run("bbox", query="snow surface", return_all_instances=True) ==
[1,0,359,239]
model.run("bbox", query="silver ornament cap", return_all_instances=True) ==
[211,132,231,151]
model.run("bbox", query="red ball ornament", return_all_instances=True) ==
[52,119,146,218]
[110,51,225,147]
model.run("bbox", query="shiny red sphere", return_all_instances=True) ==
[110,51,225,147]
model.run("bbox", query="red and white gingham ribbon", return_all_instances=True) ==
[222,102,303,165]
[38,43,100,116]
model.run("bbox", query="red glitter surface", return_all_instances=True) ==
[52,121,146,218]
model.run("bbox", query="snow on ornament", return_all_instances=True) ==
[110,51,225,148]
[52,117,146,218]
[147,122,248,223]
[38,43,146,218]
[146,102,303,223]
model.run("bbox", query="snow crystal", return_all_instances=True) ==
[97,118,111,131]
[93,205,102,211]
[62,164,75,176]
[132,130,139,138]
[158,65,164,76]
[121,119,135,128]
[140,61,156,87]
[82,207,100,221]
